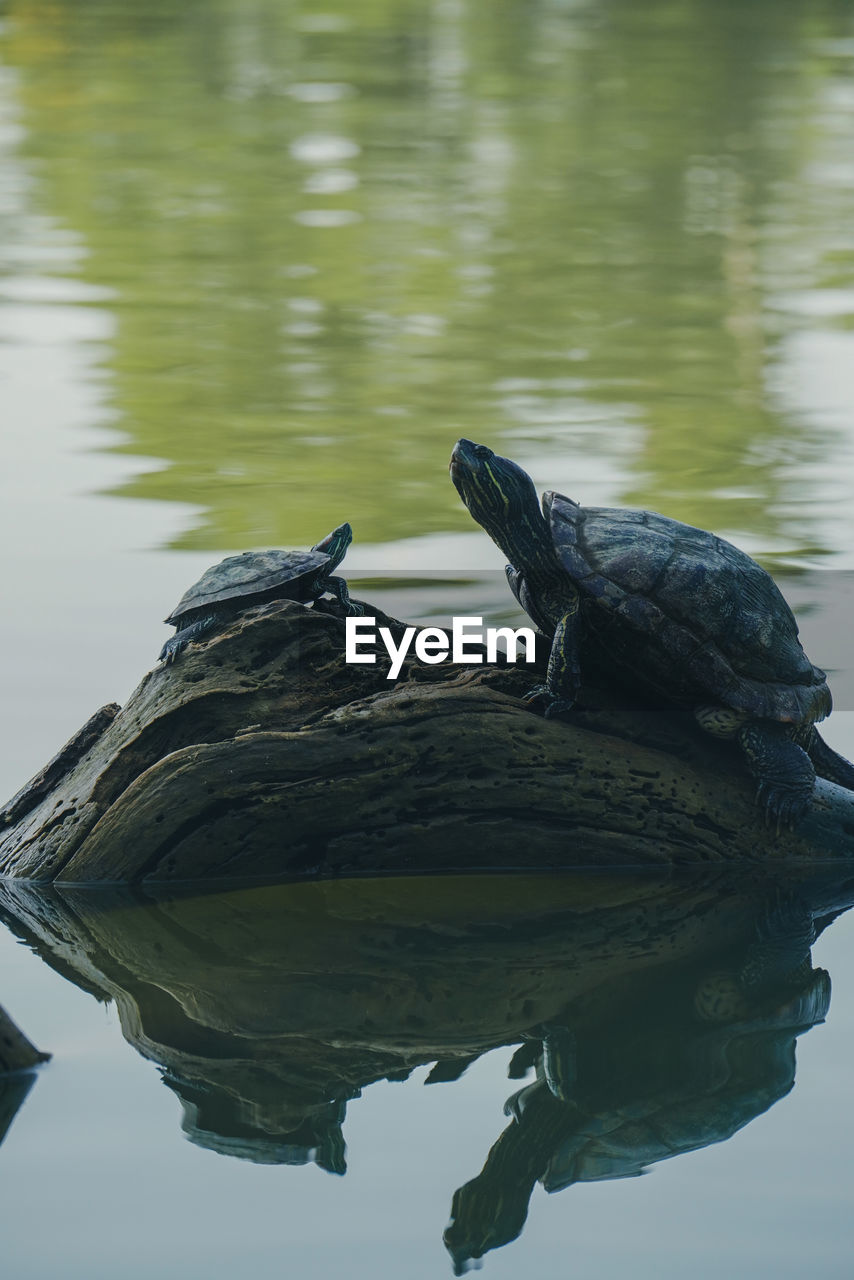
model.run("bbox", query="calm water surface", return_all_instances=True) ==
[1,0,854,1274]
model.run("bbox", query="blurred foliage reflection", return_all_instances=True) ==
[2,0,854,551]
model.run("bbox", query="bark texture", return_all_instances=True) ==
[0,598,852,883]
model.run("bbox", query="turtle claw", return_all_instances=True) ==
[523,685,575,719]
[159,638,182,665]
[543,699,575,720]
[755,783,809,835]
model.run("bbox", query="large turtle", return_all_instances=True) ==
[159,522,359,664]
[449,438,854,827]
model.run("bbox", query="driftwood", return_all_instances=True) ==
[1,599,853,883]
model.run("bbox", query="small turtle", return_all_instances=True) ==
[450,439,854,828]
[159,522,359,664]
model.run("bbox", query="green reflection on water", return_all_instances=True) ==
[2,0,854,551]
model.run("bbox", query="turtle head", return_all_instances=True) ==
[450,439,547,567]
[312,522,352,570]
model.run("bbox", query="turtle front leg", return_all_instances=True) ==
[524,596,582,719]
[539,1024,577,1102]
[323,574,363,616]
[159,615,221,664]
[737,720,816,831]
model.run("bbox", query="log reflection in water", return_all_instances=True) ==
[0,869,850,1269]
[0,1001,50,1154]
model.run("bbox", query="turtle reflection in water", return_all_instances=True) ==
[450,439,854,828]
[159,522,360,664]
[444,899,831,1275]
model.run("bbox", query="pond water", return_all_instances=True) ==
[1,0,854,1274]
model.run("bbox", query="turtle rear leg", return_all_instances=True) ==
[741,891,815,994]
[737,720,815,831]
[695,891,825,1027]
[799,726,854,792]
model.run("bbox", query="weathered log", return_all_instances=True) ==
[0,599,853,882]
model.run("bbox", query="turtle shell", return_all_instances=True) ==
[545,492,831,725]
[164,549,330,625]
